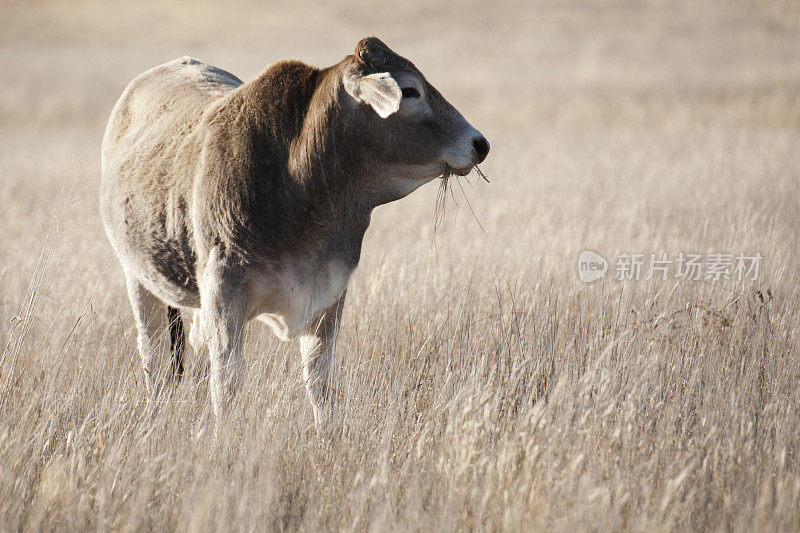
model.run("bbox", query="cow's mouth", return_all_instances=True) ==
[440,164,473,179]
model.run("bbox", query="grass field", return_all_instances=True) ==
[1,0,799,529]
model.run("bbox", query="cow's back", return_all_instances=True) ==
[102,57,241,156]
[101,57,243,307]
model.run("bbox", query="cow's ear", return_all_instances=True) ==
[344,72,401,119]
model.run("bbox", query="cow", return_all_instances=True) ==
[100,37,489,428]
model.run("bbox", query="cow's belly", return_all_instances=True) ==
[111,232,201,308]
[250,259,351,340]
[101,186,200,308]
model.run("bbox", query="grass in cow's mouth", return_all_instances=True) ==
[475,164,490,183]
[434,173,451,234]
[434,166,488,237]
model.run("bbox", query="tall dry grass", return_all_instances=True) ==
[1,0,799,530]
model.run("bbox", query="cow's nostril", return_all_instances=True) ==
[472,136,490,163]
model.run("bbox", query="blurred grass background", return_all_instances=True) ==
[1,0,799,530]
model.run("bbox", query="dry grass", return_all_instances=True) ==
[2,0,800,530]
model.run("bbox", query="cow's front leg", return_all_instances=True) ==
[199,250,248,418]
[298,292,346,430]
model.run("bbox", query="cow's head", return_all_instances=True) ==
[342,37,489,202]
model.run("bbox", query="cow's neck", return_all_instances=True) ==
[287,147,374,269]
[245,62,374,267]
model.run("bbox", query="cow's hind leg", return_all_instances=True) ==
[125,271,181,397]
[167,306,185,382]
[186,309,211,387]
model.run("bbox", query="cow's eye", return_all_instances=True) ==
[401,87,421,99]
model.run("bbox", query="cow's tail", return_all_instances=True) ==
[167,306,185,382]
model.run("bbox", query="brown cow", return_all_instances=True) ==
[100,37,489,428]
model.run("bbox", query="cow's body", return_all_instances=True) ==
[102,56,361,338]
[102,57,238,309]
[100,38,489,427]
